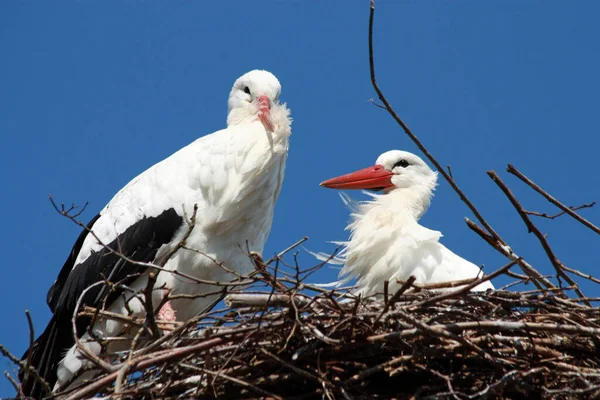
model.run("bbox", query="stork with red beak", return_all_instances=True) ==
[20,70,292,398]
[320,150,494,296]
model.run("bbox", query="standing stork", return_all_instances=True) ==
[319,150,494,296]
[20,69,292,398]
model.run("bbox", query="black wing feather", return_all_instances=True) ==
[52,208,183,323]
[47,214,101,313]
[21,208,183,398]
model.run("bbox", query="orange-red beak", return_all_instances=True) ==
[320,165,394,190]
[257,95,276,132]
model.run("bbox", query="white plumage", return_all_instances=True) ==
[319,150,494,297]
[21,70,292,397]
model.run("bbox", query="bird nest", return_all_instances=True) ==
[8,247,600,400]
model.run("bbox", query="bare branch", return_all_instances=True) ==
[507,164,599,234]
[487,170,589,305]
[368,0,504,246]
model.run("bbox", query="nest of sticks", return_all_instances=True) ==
[4,5,600,399]
[7,245,600,400]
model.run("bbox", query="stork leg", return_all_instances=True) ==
[157,300,177,321]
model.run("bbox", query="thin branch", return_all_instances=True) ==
[413,258,519,308]
[22,310,35,390]
[369,320,600,342]
[0,344,52,396]
[368,0,504,245]
[507,164,599,234]
[524,202,595,220]
[465,218,555,291]
[487,170,589,305]
[143,272,161,339]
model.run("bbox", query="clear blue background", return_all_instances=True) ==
[1,1,599,396]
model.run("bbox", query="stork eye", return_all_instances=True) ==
[244,86,251,95]
[394,159,410,169]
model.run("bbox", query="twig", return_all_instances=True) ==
[65,335,236,400]
[465,218,555,291]
[507,164,599,234]
[368,0,503,246]
[143,272,161,339]
[4,371,20,395]
[383,308,498,365]
[0,344,52,396]
[487,171,589,305]
[261,348,323,384]
[194,364,284,400]
[250,252,288,293]
[374,276,416,325]
[369,320,600,341]
[524,203,595,220]
[23,310,35,390]
[225,293,311,309]
[265,236,309,265]
[405,277,480,290]
[413,258,518,308]
[70,282,115,375]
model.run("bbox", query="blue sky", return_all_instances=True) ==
[1,1,599,396]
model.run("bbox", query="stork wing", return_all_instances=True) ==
[46,209,183,330]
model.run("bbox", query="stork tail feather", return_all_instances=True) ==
[19,316,71,399]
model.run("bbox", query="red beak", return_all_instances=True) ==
[320,165,395,190]
[257,95,276,132]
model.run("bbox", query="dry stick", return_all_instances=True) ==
[387,276,416,308]
[138,319,287,367]
[384,308,499,366]
[261,348,323,385]
[225,293,311,309]
[231,237,310,287]
[250,252,288,293]
[412,258,519,308]
[79,306,179,330]
[344,355,413,385]
[115,280,164,394]
[465,218,555,291]
[507,164,599,234]
[193,365,284,400]
[64,334,241,400]
[4,371,20,395]
[368,320,600,342]
[265,236,309,265]
[505,270,529,280]
[144,272,161,339]
[487,171,590,306]
[367,1,548,289]
[383,280,389,306]
[414,364,462,400]
[406,277,479,290]
[0,345,52,396]
[373,276,416,325]
[22,310,35,390]
[70,282,116,375]
[559,264,600,286]
[368,0,501,244]
[525,203,595,220]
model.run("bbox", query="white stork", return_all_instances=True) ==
[20,69,292,398]
[319,150,494,297]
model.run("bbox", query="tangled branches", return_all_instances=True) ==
[6,254,598,400]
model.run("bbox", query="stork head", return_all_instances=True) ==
[320,150,438,193]
[227,70,282,132]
